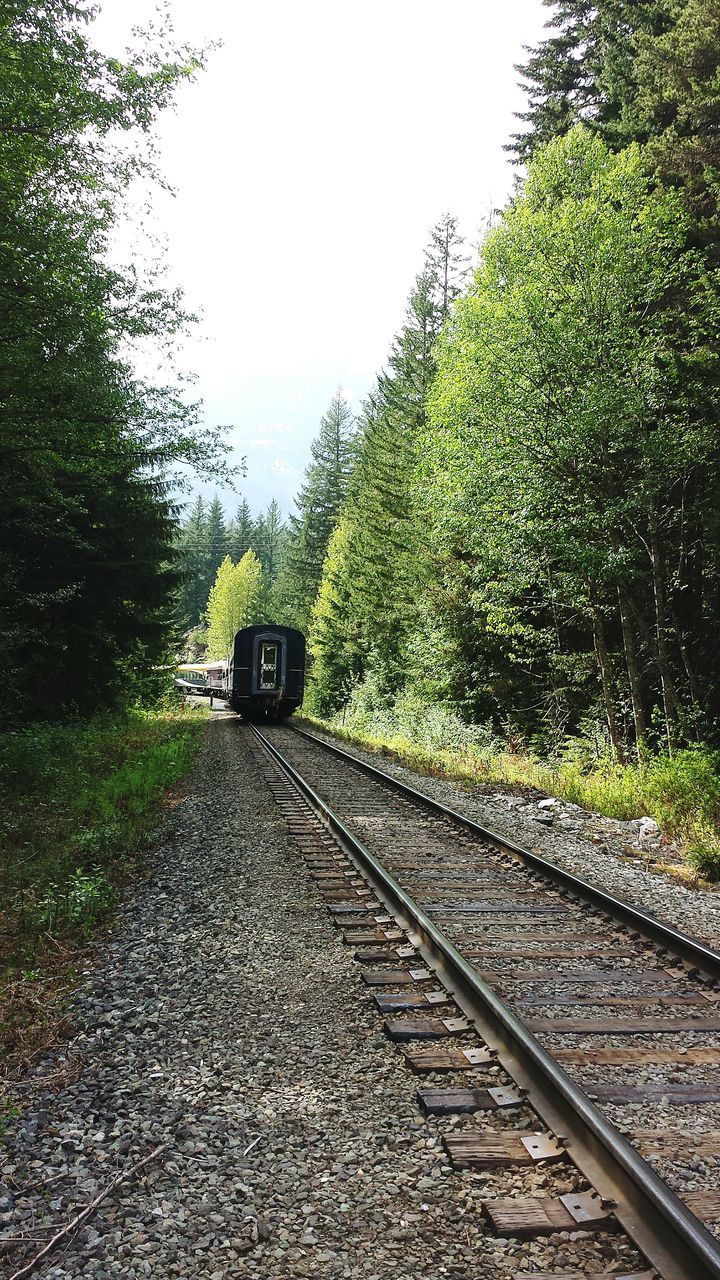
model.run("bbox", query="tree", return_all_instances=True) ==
[205,552,264,659]
[634,0,720,240]
[509,0,676,163]
[206,496,227,580]
[227,498,256,562]
[307,216,468,709]
[0,0,233,719]
[176,496,211,630]
[254,499,287,581]
[427,127,720,752]
[278,391,357,629]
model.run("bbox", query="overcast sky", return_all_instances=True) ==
[93,0,547,518]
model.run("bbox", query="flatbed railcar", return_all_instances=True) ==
[224,624,305,720]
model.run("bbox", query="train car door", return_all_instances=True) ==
[258,640,280,690]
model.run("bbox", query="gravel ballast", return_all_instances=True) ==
[0,714,646,1278]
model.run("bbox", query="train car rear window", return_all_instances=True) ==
[259,642,279,689]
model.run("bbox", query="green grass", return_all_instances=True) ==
[301,712,720,881]
[0,702,206,965]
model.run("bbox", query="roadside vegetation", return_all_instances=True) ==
[0,699,206,1062]
[303,709,720,880]
[266,2,720,879]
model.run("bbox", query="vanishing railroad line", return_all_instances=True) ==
[245,720,720,1280]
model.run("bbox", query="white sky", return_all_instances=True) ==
[92,0,547,517]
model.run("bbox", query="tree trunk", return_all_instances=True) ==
[590,604,625,761]
[617,583,646,755]
[648,511,681,750]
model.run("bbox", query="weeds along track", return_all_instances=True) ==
[245,721,720,1280]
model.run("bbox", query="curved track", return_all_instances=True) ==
[246,721,720,1280]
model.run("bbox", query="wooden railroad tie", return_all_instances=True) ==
[417,1086,523,1115]
[373,989,452,1013]
[355,946,419,963]
[528,1014,720,1034]
[483,1190,614,1238]
[384,1016,470,1041]
[361,967,431,986]
[586,1082,720,1104]
[463,947,636,960]
[517,993,710,1009]
[404,1045,495,1073]
[444,1130,565,1169]
[634,1130,720,1158]
[508,1272,654,1280]
[554,1045,720,1065]
[342,928,405,944]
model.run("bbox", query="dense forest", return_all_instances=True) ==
[174,388,358,657]
[0,0,235,724]
[263,0,720,785]
[3,0,720,889]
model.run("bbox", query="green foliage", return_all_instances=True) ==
[0,705,205,960]
[309,706,720,872]
[205,551,264,658]
[176,496,288,634]
[510,0,677,162]
[424,126,720,754]
[307,216,468,713]
[276,391,357,632]
[302,8,720,877]
[0,2,234,722]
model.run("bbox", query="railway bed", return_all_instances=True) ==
[245,721,720,1280]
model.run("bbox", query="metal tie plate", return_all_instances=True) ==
[520,1134,564,1162]
[559,1190,612,1225]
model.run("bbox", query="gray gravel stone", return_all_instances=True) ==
[0,716,645,1278]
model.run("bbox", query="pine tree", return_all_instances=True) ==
[176,496,210,630]
[254,499,287,581]
[307,217,468,704]
[509,0,676,163]
[0,0,221,719]
[278,391,357,630]
[206,497,227,579]
[227,498,255,562]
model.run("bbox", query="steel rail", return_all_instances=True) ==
[290,724,720,982]
[251,722,720,1280]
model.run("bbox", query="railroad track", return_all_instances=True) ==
[245,720,720,1280]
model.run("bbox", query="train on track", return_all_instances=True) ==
[205,624,306,720]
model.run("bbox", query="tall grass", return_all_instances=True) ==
[306,690,720,879]
[0,702,206,962]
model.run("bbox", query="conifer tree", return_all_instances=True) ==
[227,498,255,562]
[509,0,676,163]
[176,496,211,630]
[0,0,228,719]
[278,391,357,630]
[206,497,227,581]
[254,499,287,580]
[307,216,468,707]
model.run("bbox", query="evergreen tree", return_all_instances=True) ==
[278,391,357,630]
[307,216,468,708]
[509,1,676,163]
[227,498,255,562]
[206,496,227,580]
[176,496,210,630]
[254,499,287,580]
[0,0,227,719]
[634,0,720,239]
